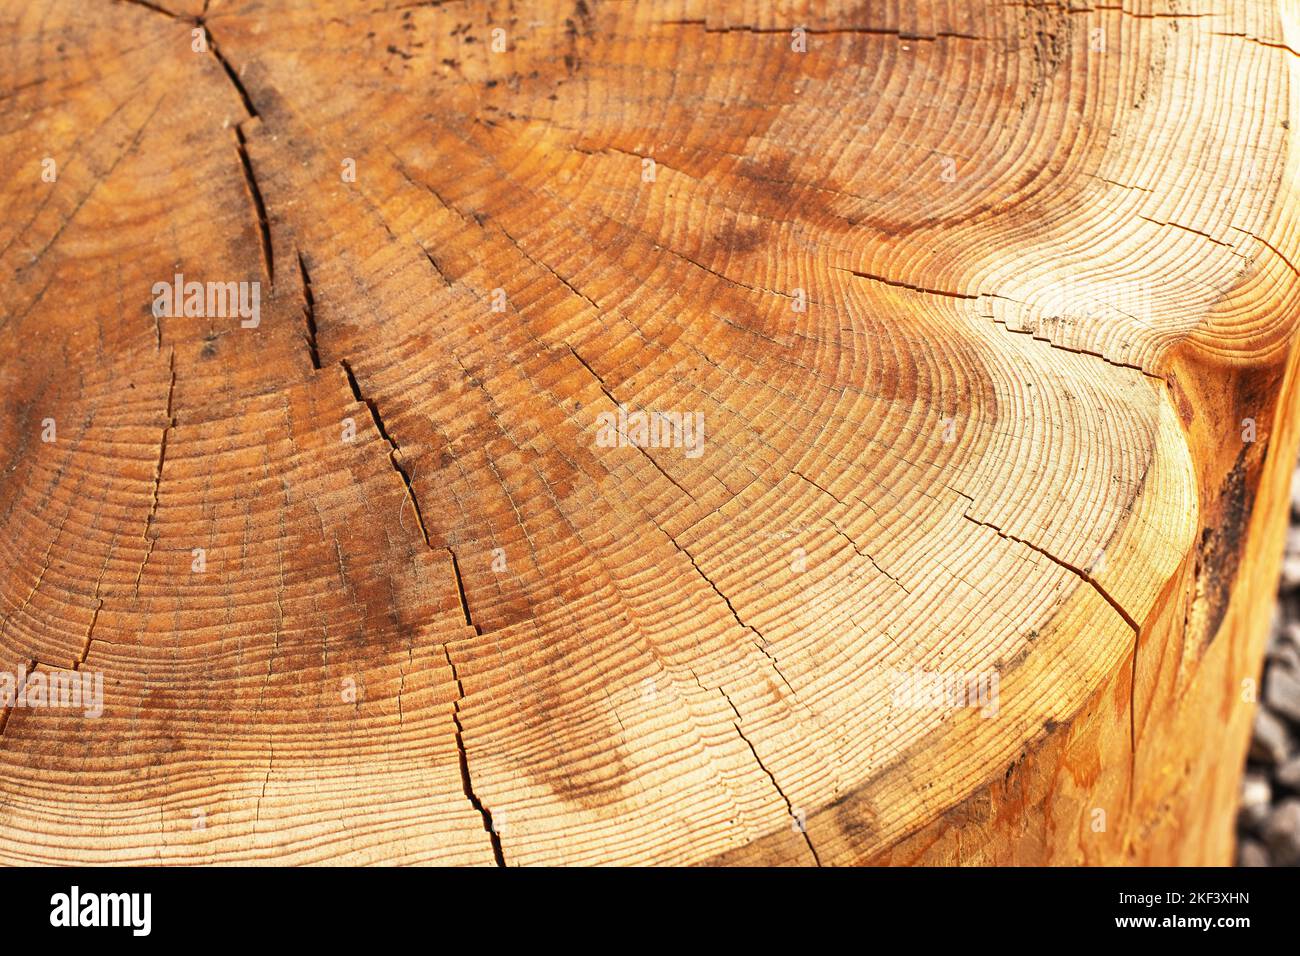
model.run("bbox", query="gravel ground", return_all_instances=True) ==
[1236,463,1300,866]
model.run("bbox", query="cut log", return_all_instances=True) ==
[0,0,1298,866]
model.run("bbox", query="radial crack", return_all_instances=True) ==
[339,361,431,547]
[840,267,979,300]
[732,721,822,866]
[419,244,453,288]
[297,252,320,368]
[1137,214,1234,249]
[664,18,979,41]
[961,512,1139,632]
[233,125,273,284]
[1128,631,1139,812]
[447,547,479,633]
[989,315,1167,382]
[75,547,116,671]
[498,225,599,312]
[113,0,181,19]
[832,527,911,594]
[442,645,506,866]
[202,22,259,118]
[666,531,771,647]
[567,344,697,502]
[134,349,176,595]
[1211,32,1300,58]
[0,659,38,739]
[75,597,104,671]
[1230,225,1300,277]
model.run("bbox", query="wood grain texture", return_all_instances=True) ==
[0,0,1297,865]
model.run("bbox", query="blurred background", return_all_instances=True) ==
[1237,460,1300,866]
